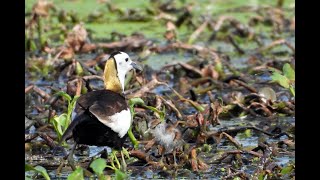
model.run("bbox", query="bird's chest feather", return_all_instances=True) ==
[101,109,132,138]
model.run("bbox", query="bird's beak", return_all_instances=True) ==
[131,62,143,72]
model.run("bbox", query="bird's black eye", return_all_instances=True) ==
[125,58,128,62]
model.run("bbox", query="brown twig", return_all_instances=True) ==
[25,133,39,142]
[39,133,56,149]
[129,149,157,164]
[220,132,242,149]
[158,96,183,119]
[258,39,295,52]
[231,79,257,93]
[33,86,51,100]
[25,85,34,93]
[127,75,167,98]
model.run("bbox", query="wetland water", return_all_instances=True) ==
[25,0,295,179]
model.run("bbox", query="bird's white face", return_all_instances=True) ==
[113,52,134,76]
[110,51,142,92]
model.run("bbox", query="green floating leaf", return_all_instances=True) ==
[283,63,295,81]
[270,72,290,88]
[281,164,294,175]
[115,169,128,180]
[67,167,84,180]
[90,158,107,176]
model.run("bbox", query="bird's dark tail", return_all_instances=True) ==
[59,112,87,145]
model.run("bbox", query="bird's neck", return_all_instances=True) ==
[103,59,124,93]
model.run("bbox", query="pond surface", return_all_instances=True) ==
[25,0,295,179]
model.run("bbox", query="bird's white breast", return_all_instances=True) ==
[101,108,132,138]
[71,105,132,138]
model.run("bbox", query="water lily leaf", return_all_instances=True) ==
[67,167,84,180]
[283,63,295,81]
[90,158,107,176]
[271,72,289,88]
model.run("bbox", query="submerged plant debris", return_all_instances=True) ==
[25,0,295,179]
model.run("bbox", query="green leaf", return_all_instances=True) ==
[122,147,130,159]
[115,169,127,180]
[270,72,290,88]
[90,158,107,176]
[25,164,34,171]
[67,167,84,180]
[25,176,33,180]
[282,63,295,81]
[244,129,251,137]
[51,113,68,139]
[75,62,84,75]
[129,97,145,108]
[34,166,51,180]
[25,164,50,180]
[281,164,294,175]
[98,174,108,180]
[289,86,295,97]
[55,91,72,102]
[67,95,80,123]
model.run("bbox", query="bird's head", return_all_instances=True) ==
[103,51,142,93]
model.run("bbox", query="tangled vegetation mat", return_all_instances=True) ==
[25,0,295,179]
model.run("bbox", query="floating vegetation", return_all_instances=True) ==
[25,0,295,179]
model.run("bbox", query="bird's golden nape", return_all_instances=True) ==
[103,58,122,93]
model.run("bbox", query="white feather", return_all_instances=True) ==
[151,123,176,150]
[100,109,132,138]
[113,52,133,92]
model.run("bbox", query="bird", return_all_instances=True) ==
[59,51,142,169]
[146,119,184,167]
